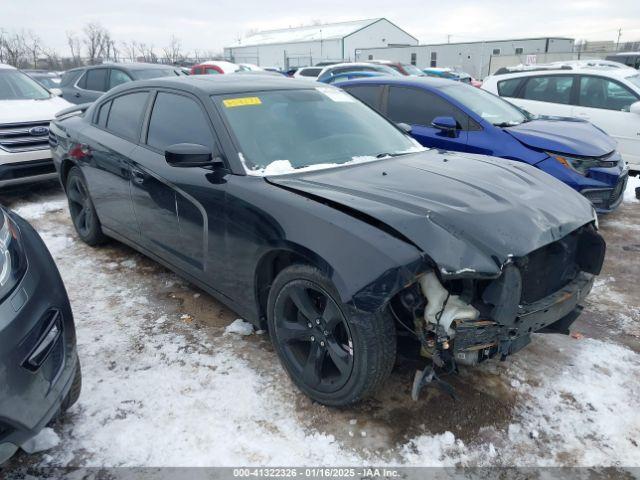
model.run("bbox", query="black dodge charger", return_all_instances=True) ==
[0,207,81,463]
[49,75,604,406]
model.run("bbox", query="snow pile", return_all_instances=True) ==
[224,319,254,336]
[20,428,60,454]
[12,197,67,219]
[624,175,639,203]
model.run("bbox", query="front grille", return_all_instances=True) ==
[610,175,627,204]
[518,231,581,304]
[581,174,628,210]
[0,121,51,153]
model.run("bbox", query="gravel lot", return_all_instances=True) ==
[1,177,639,470]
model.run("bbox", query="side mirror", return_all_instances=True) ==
[50,88,63,97]
[630,101,640,115]
[165,143,223,168]
[431,116,459,137]
[397,122,412,134]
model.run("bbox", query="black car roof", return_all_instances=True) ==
[128,74,318,95]
[67,63,176,73]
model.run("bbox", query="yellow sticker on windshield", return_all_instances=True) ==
[223,97,262,108]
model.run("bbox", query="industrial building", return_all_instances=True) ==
[355,37,575,79]
[224,18,418,69]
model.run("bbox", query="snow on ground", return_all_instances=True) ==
[623,174,639,203]
[2,184,640,470]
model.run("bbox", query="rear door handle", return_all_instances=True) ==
[131,168,145,185]
[74,92,81,98]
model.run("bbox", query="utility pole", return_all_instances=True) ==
[616,28,622,50]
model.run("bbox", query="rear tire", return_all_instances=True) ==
[267,264,396,406]
[65,166,106,246]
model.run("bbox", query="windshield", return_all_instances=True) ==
[214,88,422,174]
[402,64,425,76]
[132,68,179,80]
[0,70,51,100]
[370,65,403,76]
[34,76,61,89]
[299,68,322,77]
[442,83,528,126]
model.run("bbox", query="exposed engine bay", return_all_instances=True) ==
[391,223,606,400]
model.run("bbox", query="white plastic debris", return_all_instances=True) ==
[224,319,254,336]
[21,428,60,454]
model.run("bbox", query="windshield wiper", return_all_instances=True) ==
[375,151,411,158]
[493,121,522,128]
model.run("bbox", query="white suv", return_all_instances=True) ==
[482,67,640,175]
[0,64,71,187]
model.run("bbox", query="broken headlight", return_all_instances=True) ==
[0,208,27,302]
[546,151,608,175]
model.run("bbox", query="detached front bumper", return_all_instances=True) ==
[0,214,77,464]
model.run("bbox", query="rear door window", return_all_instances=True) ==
[84,68,108,92]
[386,86,469,129]
[578,75,639,111]
[146,92,214,151]
[342,85,384,112]
[521,75,574,104]
[105,91,149,141]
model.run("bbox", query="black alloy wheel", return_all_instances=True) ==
[273,279,354,393]
[268,264,396,406]
[66,167,106,246]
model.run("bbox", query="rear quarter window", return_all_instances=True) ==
[497,78,522,97]
[105,91,149,141]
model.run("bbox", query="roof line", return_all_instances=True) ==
[243,18,381,37]
[343,18,418,43]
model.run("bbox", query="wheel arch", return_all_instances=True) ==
[253,243,349,330]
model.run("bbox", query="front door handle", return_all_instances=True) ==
[131,168,145,185]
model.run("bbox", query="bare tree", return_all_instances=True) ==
[66,31,82,66]
[1,31,27,67]
[162,35,182,64]
[83,22,109,64]
[24,31,42,68]
[0,28,6,63]
[136,42,157,63]
[41,47,62,70]
[121,40,138,62]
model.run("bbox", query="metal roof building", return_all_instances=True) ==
[224,18,418,69]
[355,37,575,79]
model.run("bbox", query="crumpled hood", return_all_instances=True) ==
[0,97,71,124]
[504,119,616,157]
[268,150,596,277]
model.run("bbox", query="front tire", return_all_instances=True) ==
[267,264,396,406]
[65,166,106,246]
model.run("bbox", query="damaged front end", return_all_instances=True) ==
[395,223,605,400]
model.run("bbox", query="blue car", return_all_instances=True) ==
[340,77,628,212]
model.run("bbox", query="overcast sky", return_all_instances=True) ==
[2,0,640,55]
